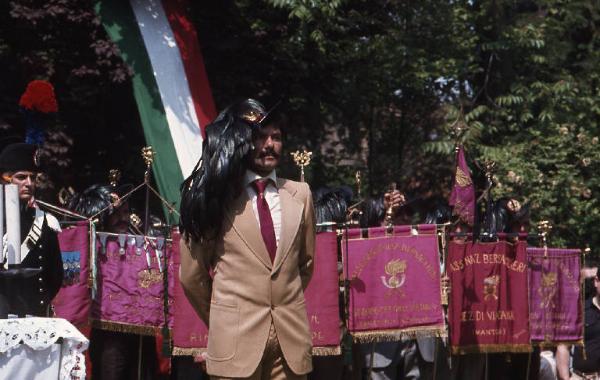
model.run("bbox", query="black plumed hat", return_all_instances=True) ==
[67,183,134,226]
[0,143,40,173]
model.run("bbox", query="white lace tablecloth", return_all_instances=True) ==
[0,317,88,380]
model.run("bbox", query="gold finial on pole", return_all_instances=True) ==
[450,107,468,150]
[130,213,142,229]
[109,169,121,187]
[141,146,155,182]
[355,171,362,199]
[290,150,312,182]
[482,160,497,180]
[537,220,552,257]
[385,182,397,229]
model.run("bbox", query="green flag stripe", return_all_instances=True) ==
[95,0,183,225]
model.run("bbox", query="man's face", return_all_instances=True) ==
[2,171,37,202]
[106,201,131,234]
[249,123,283,176]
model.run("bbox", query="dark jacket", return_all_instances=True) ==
[0,208,63,317]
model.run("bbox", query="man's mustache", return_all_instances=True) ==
[259,149,279,158]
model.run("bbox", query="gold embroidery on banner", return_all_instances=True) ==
[483,275,500,301]
[381,259,407,289]
[455,167,472,187]
[451,343,532,355]
[108,291,161,304]
[172,347,207,357]
[138,269,162,289]
[350,243,437,281]
[539,272,558,308]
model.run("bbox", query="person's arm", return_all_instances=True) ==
[179,235,213,326]
[299,183,316,290]
[556,344,571,380]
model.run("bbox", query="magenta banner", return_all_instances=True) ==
[171,232,209,356]
[449,146,475,225]
[53,222,91,328]
[448,241,530,354]
[92,232,174,335]
[528,248,582,344]
[304,232,342,355]
[343,225,445,342]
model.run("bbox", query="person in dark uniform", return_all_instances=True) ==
[0,142,63,318]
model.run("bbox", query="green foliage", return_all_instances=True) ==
[257,0,600,250]
[422,0,600,251]
[0,0,146,202]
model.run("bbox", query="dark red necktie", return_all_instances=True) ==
[252,179,277,263]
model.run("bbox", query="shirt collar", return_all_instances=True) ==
[245,170,278,188]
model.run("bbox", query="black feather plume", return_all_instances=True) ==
[179,99,267,241]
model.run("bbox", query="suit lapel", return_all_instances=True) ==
[272,179,303,274]
[228,192,272,269]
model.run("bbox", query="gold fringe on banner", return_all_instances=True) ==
[171,346,340,357]
[451,344,532,355]
[312,346,342,356]
[534,339,584,349]
[351,325,447,343]
[91,319,164,336]
[172,347,207,356]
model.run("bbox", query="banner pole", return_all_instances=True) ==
[338,224,353,368]
[582,248,589,359]
[138,335,142,380]
[525,350,532,379]
[432,338,439,380]
[442,225,452,371]
[484,353,489,380]
[368,342,375,380]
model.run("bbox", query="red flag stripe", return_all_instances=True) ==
[162,0,217,139]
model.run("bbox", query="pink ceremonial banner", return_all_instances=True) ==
[171,231,209,356]
[304,231,342,355]
[53,222,91,328]
[528,247,583,345]
[449,146,475,225]
[92,232,175,335]
[343,225,445,342]
[448,240,530,354]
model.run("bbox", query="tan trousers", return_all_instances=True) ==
[210,323,306,380]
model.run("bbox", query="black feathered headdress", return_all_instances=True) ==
[179,98,274,242]
[313,186,353,230]
[67,183,132,228]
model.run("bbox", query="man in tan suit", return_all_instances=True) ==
[179,99,315,380]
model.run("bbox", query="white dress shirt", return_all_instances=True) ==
[245,170,282,244]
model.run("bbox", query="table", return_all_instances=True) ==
[0,317,89,379]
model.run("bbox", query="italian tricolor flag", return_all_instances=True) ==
[95,0,217,224]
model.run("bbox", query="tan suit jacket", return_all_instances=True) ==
[180,178,316,377]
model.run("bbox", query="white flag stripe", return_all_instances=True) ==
[130,0,203,177]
